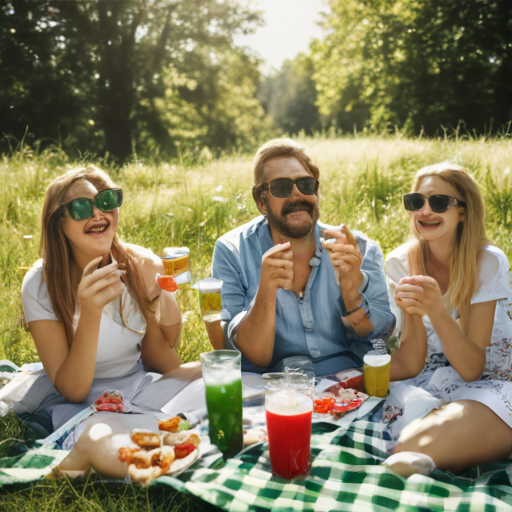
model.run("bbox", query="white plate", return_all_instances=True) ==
[166,447,200,476]
[242,372,265,389]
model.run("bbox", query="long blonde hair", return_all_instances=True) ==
[41,166,151,345]
[408,163,489,319]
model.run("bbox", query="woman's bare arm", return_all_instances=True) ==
[390,310,428,381]
[396,275,495,382]
[125,244,182,373]
[29,258,125,402]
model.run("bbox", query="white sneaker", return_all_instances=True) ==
[383,451,436,477]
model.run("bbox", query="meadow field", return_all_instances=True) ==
[1,135,511,510]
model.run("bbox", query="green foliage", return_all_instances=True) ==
[259,53,322,135]
[0,0,270,162]
[311,0,512,135]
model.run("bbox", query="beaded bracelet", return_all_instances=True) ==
[350,309,370,327]
[342,298,368,318]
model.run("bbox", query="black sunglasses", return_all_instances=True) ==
[403,193,465,213]
[62,188,123,221]
[259,177,319,199]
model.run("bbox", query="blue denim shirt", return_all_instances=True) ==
[211,216,395,375]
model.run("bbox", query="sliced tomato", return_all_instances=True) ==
[96,403,119,412]
[174,443,196,459]
[314,397,335,414]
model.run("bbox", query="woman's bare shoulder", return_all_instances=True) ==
[124,243,164,274]
[124,243,161,263]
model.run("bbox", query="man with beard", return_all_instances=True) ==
[211,139,395,376]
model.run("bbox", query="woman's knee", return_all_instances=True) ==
[395,418,439,454]
[395,404,464,454]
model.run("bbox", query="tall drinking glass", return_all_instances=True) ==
[193,277,223,323]
[200,350,243,458]
[363,352,391,398]
[264,373,314,479]
[160,247,191,284]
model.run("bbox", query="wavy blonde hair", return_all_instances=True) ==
[41,166,151,345]
[408,163,490,320]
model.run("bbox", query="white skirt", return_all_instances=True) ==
[12,361,202,430]
[384,366,512,437]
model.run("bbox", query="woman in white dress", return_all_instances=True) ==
[383,163,512,476]
[15,166,201,436]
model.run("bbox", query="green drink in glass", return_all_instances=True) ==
[200,350,243,458]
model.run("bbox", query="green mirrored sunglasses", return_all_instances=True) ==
[62,188,123,221]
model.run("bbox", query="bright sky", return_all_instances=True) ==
[234,0,328,72]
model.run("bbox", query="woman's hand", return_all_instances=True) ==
[124,244,164,299]
[395,275,444,317]
[77,256,125,314]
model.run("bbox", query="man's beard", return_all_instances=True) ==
[265,198,319,239]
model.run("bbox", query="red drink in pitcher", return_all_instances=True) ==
[265,391,313,479]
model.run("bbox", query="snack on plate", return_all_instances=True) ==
[161,431,200,448]
[314,388,369,418]
[158,416,191,433]
[126,446,176,487]
[334,369,364,391]
[119,417,201,486]
[130,429,161,450]
[93,390,129,412]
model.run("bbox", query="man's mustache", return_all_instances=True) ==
[281,201,314,217]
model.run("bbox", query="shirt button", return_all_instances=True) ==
[304,322,313,331]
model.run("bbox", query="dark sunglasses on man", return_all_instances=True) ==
[258,177,319,199]
[403,193,465,214]
[61,188,124,221]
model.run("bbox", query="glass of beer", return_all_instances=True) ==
[264,372,314,480]
[194,277,222,323]
[363,352,391,398]
[160,247,190,284]
[200,350,243,458]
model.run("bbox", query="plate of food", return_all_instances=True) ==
[314,370,369,420]
[118,416,202,486]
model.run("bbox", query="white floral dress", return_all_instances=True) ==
[385,243,512,429]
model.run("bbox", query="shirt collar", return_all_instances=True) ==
[257,215,323,266]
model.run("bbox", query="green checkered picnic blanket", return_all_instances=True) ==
[3,420,512,511]
[156,420,512,511]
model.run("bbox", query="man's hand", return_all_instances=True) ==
[395,276,444,317]
[259,242,294,295]
[322,228,363,300]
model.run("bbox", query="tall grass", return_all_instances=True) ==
[1,135,511,510]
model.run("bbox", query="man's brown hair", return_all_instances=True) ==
[251,138,320,203]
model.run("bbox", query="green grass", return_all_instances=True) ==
[1,135,512,510]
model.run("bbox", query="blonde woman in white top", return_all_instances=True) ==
[16,166,200,434]
[384,163,512,476]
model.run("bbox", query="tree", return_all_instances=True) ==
[259,53,322,135]
[0,0,265,162]
[311,0,512,135]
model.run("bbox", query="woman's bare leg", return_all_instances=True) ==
[394,400,512,473]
